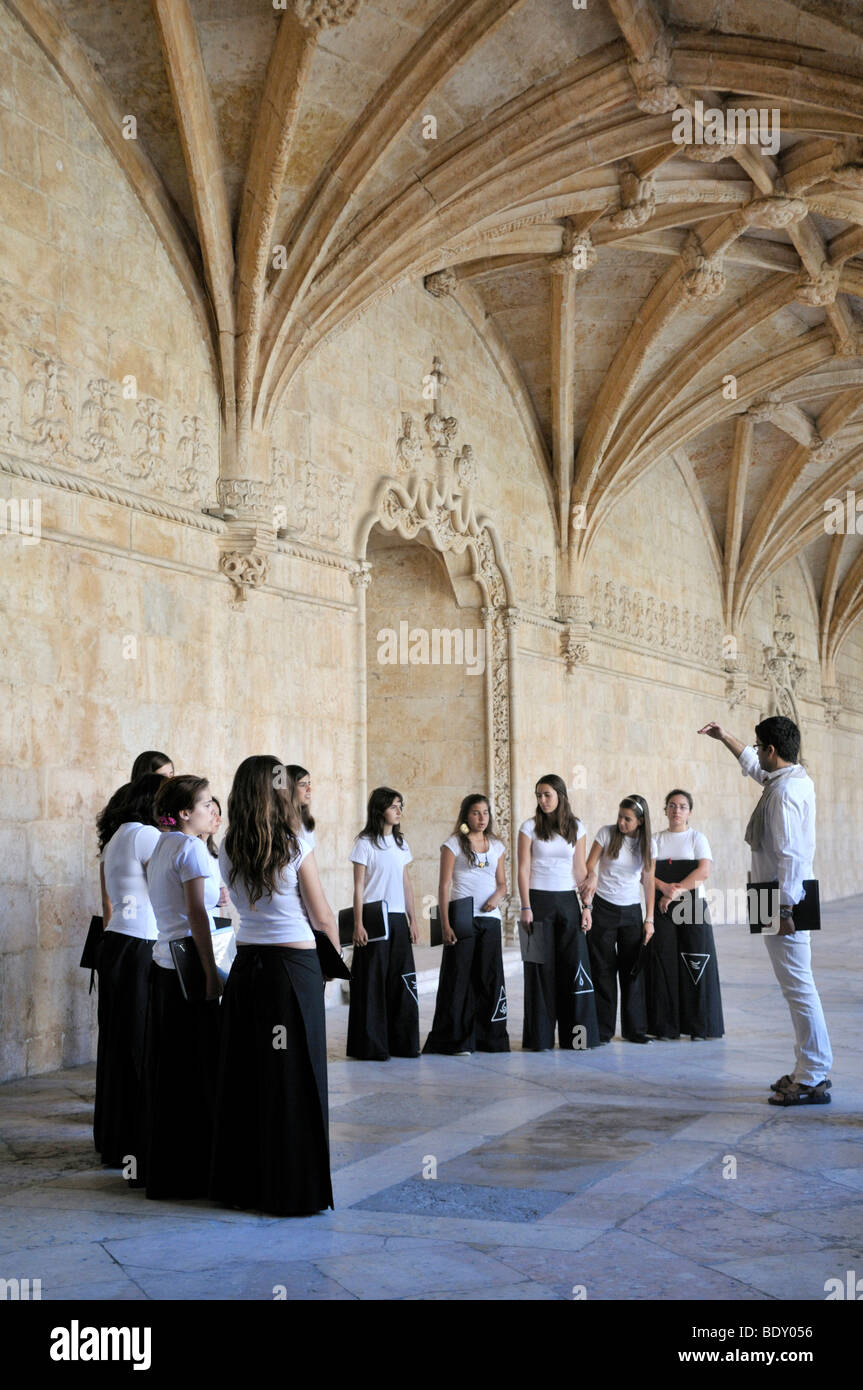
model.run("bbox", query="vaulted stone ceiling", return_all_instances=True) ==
[11,0,863,675]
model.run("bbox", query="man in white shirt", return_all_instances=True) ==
[699,716,832,1105]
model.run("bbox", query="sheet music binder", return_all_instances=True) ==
[338,899,389,946]
[429,896,475,946]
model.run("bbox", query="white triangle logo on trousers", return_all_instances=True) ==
[680,952,709,986]
[491,986,507,1021]
[402,972,419,1004]
[574,962,594,995]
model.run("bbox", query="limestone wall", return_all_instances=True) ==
[2,3,863,1082]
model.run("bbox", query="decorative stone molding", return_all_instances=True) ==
[743,195,809,228]
[588,574,723,667]
[810,436,840,465]
[271,449,352,545]
[795,264,841,307]
[423,268,458,298]
[349,563,372,590]
[366,471,512,850]
[395,412,424,474]
[822,684,842,726]
[0,450,224,532]
[725,666,749,711]
[294,0,362,28]
[685,141,735,163]
[219,549,269,603]
[627,35,680,115]
[454,443,477,489]
[763,586,806,723]
[550,224,597,276]
[682,251,726,301]
[210,477,270,519]
[609,171,656,229]
[0,345,217,508]
[747,392,783,424]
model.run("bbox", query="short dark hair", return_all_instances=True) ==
[755,716,800,763]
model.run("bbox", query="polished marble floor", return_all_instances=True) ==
[1,900,862,1300]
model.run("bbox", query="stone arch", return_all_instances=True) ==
[357,471,518,871]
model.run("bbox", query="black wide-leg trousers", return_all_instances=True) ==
[423,915,510,1054]
[586,894,647,1041]
[522,889,600,1051]
[346,912,419,1059]
[93,931,152,1168]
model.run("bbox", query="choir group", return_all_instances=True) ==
[92,754,724,1219]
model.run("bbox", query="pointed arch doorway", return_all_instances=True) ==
[356,475,517,941]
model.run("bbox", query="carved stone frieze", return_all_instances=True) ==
[743,195,809,228]
[588,573,724,667]
[0,344,217,506]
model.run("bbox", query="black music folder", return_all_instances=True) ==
[429,896,475,946]
[169,929,232,1001]
[338,899,389,946]
[747,879,821,933]
[518,919,548,964]
[80,914,104,971]
[315,930,351,980]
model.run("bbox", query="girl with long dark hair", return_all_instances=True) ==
[346,786,419,1060]
[518,774,600,1051]
[98,751,173,923]
[210,756,336,1215]
[140,775,222,1198]
[286,764,315,848]
[424,795,510,1055]
[648,789,723,1041]
[93,772,163,1168]
[582,795,657,1044]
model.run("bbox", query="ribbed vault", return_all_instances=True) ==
[11,0,863,676]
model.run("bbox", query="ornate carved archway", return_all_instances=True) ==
[356,396,518,889]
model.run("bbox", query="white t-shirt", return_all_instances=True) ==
[102,822,160,940]
[519,817,585,892]
[219,841,313,945]
[299,826,316,851]
[442,835,505,921]
[655,828,712,900]
[147,832,221,969]
[350,834,413,914]
[593,824,658,907]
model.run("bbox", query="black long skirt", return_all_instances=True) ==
[346,912,419,1059]
[210,945,333,1217]
[139,962,220,1200]
[423,915,510,1054]
[522,889,600,1050]
[93,931,153,1168]
[586,895,647,1041]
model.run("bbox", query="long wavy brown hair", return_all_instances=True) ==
[533,773,582,844]
[223,755,301,904]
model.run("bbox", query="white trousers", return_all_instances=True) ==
[763,931,832,1085]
